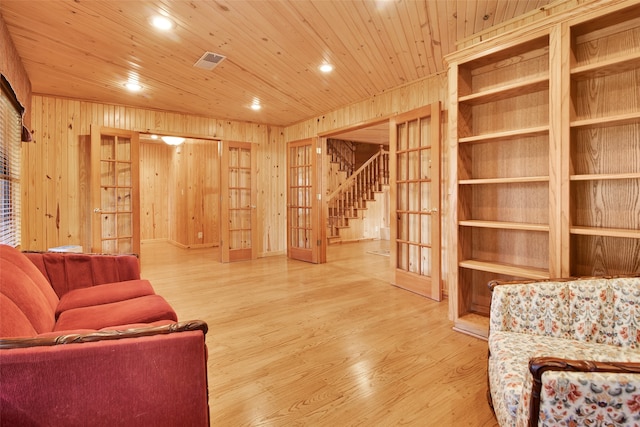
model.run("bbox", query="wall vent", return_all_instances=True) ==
[194,52,226,70]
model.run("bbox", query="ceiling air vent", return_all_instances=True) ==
[194,52,226,70]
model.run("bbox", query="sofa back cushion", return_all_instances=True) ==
[610,278,640,348]
[24,252,140,298]
[490,281,571,338]
[491,277,640,348]
[0,245,58,337]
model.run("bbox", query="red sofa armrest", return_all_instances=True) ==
[24,251,141,297]
[0,321,209,427]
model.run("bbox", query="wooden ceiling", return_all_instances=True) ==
[1,0,551,127]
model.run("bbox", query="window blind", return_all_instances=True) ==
[0,79,22,247]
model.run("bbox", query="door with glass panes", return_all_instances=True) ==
[287,138,324,263]
[90,126,140,255]
[390,103,441,300]
[220,141,257,262]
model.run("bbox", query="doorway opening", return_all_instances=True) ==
[321,121,391,264]
[138,134,221,251]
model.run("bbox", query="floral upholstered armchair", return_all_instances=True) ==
[487,276,640,427]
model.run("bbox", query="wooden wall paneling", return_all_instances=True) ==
[202,141,220,247]
[256,128,287,256]
[26,57,442,258]
[167,145,178,245]
[45,97,57,248]
[169,144,186,246]
[67,99,81,250]
[24,96,284,254]
[139,142,170,241]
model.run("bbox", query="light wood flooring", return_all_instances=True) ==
[140,240,499,427]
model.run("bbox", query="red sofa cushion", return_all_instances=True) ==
[0,245,58,336]
[25,251,140,298]
[54,295,178,331]
[0,294,39,338]
[55,279,155,318]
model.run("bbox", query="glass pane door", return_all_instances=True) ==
[91,126,139,254]
[390,103,441,300]
[220,141,257,262]
[287,138,322,263]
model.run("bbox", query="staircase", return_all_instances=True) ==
[327,145,389,243]
[326,139,356,176]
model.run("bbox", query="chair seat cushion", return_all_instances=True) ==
[54,295,177,331]
[488,331,640,427]
[55,280,155,318]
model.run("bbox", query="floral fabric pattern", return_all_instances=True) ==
[489,277,640,427]
[489,331,640,427]
[612,279,640,349]
[538,372,640,427]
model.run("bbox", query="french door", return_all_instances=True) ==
[390,103,442,300]
[90,126,140,255]
[220,141,257,262]
[287,138,325,263]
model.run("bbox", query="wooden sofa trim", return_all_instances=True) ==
[528,357,640,427]
[0,319,208,350]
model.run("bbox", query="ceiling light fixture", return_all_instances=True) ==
[124,81,142,92]
[161,136,185,146]
[250,100,261,111]
[319,63,334,73]
[151,15,174,31]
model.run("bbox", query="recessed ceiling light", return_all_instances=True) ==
[319,63,334,73]
[151,15,174,31]
[250,100,261,111]
[125,81,142,92]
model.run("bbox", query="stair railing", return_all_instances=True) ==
[327,139,356,176]
[327,145,389,238]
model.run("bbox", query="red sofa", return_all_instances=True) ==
[0,244,209,426]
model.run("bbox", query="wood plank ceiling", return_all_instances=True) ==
[1,0,551,127]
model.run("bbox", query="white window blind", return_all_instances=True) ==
[0,80,22,247]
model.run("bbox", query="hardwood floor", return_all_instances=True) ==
[140,240,499,427]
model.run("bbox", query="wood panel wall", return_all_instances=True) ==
[140,141,171,241]
[284,75,447,141]
[24,95,286,256]
[24,73,446,259]
[168,140,219,248]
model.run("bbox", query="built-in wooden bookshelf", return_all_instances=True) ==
[447,0,640,339]
[567,3,640,277]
